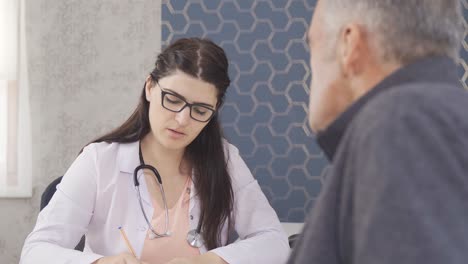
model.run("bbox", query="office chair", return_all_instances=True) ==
[288,234,299,248]
[40,176,86,251]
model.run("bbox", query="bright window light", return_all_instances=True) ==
[0,80,7,174]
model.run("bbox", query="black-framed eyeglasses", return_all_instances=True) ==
[155,80,216,122]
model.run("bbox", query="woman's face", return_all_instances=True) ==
[145,70,218,151]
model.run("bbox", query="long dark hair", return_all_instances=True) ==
[88,38,233,249]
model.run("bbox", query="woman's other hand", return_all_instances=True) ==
[164,258,193,264]
[165,252,227,264]
[92,253,149,264]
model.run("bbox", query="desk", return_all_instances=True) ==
[281,222,303,237]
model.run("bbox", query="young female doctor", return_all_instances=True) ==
[20,38,289,264]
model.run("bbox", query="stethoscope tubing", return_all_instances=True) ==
[134,164,171,238]
[134,142,204,247]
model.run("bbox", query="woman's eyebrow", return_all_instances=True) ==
[165,88,215,108]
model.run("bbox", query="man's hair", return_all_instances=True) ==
[323,0,463,64]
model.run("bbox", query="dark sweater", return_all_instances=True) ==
[288,56,468,264]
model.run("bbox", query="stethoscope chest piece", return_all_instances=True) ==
[186,229,204,248]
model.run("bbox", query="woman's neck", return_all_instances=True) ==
[140,133,190,176]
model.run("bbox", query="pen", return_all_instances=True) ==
[118,226,137,257]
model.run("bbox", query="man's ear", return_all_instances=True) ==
[338,23,366,76]
[145,75,153,102]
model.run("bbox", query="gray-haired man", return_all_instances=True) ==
[289,0,468,263]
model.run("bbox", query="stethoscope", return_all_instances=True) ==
[133,142,204,248]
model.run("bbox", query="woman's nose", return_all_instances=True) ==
[175,106,191,125]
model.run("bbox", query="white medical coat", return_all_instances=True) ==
[20,141,289,264]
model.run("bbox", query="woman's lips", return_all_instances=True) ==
[167,128,186,139]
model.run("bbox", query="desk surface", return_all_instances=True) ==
[281,222,303,237]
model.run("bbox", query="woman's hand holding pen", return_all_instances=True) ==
[92,226,147,264]
[92,253,149,264]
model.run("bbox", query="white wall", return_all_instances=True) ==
[0,1,161,263]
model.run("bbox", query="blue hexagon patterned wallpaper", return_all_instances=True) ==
[162,0,468,222]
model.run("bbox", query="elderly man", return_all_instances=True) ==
[289,0,468,263]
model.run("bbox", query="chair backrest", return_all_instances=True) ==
[40,176,63,210]
[288,234,299,248]
[40,176,85,251]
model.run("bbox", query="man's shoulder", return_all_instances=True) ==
[355,81,467,132]
[340,82,468,157]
